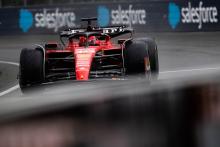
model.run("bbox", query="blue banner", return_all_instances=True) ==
[0,1,219,34]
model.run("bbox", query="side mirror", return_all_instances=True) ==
[118,39,126,44]
[45,43,60,50]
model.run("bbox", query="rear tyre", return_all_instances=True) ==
[124,38,159,79]
[19,48,44,91]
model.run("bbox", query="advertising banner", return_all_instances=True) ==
[0,0,219,34]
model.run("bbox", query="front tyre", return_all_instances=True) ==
[124,38,159,79]
[147,39,159,79]
[19,48,44,91]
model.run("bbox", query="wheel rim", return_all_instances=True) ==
[144,57,151,79]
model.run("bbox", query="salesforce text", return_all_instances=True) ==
[35,8,76,32]
[111,5,146,25]
[182,1,218,29]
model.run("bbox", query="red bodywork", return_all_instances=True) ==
[45,36,122,81]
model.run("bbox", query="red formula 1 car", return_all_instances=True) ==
[19,18,159,91]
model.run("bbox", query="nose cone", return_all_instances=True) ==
[75,49,96,81]
[76,69,90,80]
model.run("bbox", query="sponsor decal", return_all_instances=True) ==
[182,1,218,29]
[19,9,34,32]
[35,8,76,32]
[75,49,96,54]
[168,1,218,29]
[97,5,146,27]
[168,3,181,29]
[19,8,76,32]
[77,54,91,59]
[76,53,91,67]
[98,6,110,27]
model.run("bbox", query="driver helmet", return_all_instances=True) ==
[88,36,97,45]
[79,36,86,46]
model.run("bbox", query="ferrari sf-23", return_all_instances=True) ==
[19,17,159,91]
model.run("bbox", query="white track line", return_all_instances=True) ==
[0,61,19,66]
[160,67,220,74]
[0,85,19,97]
[0,60,19,97]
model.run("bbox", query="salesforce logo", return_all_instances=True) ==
[19,8,76,33]
[98,6,110,27]
[19,9,34,32]
[35,8,76,32]
[168,2,218,30]
[97,5,146,27]
[168,3,180,29]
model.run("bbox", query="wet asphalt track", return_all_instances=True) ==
[0,32,220,97]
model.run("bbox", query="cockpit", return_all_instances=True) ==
[65,32,111,47]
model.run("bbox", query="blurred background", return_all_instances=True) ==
[1,0,153,7]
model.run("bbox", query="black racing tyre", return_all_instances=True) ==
[145,38,159,78]
[124,40,148,75]
[19,48,44,90]
[124,38,159,79]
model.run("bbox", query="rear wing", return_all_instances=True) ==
[60,26,133,38]
[99,26,133,38]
